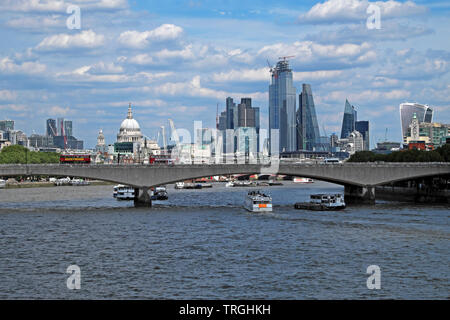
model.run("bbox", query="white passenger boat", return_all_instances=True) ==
[295,194,346,211]
[113,184,135,200]
[244,190,273,212]
[70,179,90,186]
[175,182,185,189]
[0,179,5,189]
[152,186,168,200]
[293,177,314,183]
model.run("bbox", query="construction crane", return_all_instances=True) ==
[278,55,295,62]
[267,59,277,79]
[267,59,274,72]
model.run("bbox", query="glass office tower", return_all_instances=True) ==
[269,58,297,153]
[355,120,370,150]
[340,99,356,139]
[46,119,57,137]
[64,120,73,137]
[399,102,433,139]
[297,84,321,151]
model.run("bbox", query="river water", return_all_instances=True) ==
[0,181,448,299]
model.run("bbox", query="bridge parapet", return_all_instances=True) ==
[0,163,449,189]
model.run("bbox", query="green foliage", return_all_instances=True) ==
[0,145,60,164]
[436,144,450,162]
[348,145,450,162]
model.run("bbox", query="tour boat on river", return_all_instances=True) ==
[113,185,135,200]
[293,177,314,183]
[295,194,346,211]
[244,190,273,212]
[152,186,168,200]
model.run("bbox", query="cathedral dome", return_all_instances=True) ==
[120,118,140,131]
[120,104,140,131]
[117,104,143,144]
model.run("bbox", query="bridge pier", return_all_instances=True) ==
[134,187,152,207]
[344,185,376,205]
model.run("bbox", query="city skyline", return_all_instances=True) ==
[0,0,449,148]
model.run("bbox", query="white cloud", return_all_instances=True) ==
[0,0,128,12]
[0,104,29,111]
[118,24,183,49]
[212,68,344,82]
[6,15,63,29]
[294,70,344,81]
[305,22,433,44]
[127,45,198,65]
[155,45,195,60]
[106,99,168,108]
[149,76,267,101]
[56,65,172,84]
[324,89,411,103]
[88,61,124,74]
[379,50,450,80]
[212,68,270,82]
[48,105,72,116]
[0,57,46,74]
[36,30,105,51]
[298,0,427,24]
[0,90,17,101]
[258,41,376,68]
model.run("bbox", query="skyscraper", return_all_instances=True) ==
[340,99,356,139]
[57,117,65,136]
[226,97,236,130]
[240,97,252,109]
[355,120,370,150]
[218,111,227,131]
[237,103,256,128]
[269,58,297,153]
[64,120,73,137]
[219,97,260,154]
[399,102,433,140]
[46,119,57,137]
[297,84,321,151]
[0,120,14,132]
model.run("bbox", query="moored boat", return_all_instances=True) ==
[70,178,90,186]
[268,180,283,186]
[152,186,168,200]
[295,194,346,211]
[0,179,5,189]
[244,190,273,212]
[175,182,185,189]
[114,184,135,200]
[293,177,314,183]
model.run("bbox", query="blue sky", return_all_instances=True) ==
[0,0,449,148]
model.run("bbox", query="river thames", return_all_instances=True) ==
[0,181,448,299]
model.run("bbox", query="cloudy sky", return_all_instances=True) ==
[0,0,449,148]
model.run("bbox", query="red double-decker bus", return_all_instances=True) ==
[149,154,175,165]
[60,154,91,164]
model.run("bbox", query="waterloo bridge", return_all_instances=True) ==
[1,162,449,206]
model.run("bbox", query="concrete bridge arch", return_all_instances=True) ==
[1,163,449,206]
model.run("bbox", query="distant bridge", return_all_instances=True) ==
[1,163,449,206]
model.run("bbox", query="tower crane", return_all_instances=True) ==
[278,55,295,62]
